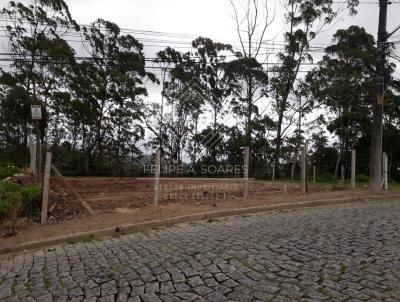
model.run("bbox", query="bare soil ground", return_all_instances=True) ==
[50,177,332,217]
[0,176,388,252]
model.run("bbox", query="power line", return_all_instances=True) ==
[0,58,317,74]
[0,16,333,49]
[0,52,323,65]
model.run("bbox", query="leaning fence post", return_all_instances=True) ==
[301,144,308,194]
[154,149,161,205]
[51,165,94,214]
[243,147,250,199]
[351,150,356,189]
[41,152,52,224]
[383,152,388,190]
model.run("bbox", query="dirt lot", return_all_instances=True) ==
[49,177,331,218]
[1,176,388,252]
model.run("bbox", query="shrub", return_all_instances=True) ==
[0,163,20,179]
[0,181,41,224]
[356,174,369,183]
[0,193,13,218]
[20,186,41,217]
[128,163,143,177]
[330,184,346,191]
[316,173,335,183]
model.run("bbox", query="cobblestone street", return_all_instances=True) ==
[1,200,400,301]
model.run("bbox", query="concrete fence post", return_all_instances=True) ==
[154,149,161,205]
[41,152,52,224]
[383,152,388,190]
[301,144,308,194]
[351,150,356,189]
[243,147,250,199]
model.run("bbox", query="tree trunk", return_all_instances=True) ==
[274,116,283,179]
[334,151,342,180]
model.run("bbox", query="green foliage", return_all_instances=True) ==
[316,173,335,183]
[64,18,154,172]
[307,26,376,151]
[356,174,369,183]
[0,181,41,221]
[0,163,20,179]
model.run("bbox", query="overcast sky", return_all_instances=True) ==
[63,0,400,87]
[1,0,399,79]
[65,0,400,41]
[64,0,400,55]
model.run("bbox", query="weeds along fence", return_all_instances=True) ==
[35,146,392,225]
[148,145,353,204]
[148,145,346,205]
[148,147,252,205]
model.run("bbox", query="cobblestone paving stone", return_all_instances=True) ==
[1,201,400,301]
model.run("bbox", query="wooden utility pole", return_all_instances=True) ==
[159,68,166,150]
[32,80,42,182]
[369,0,388,193]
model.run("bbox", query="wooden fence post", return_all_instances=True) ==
[351,150,356,189]
[301,144,308,194]
[41,152,52,224]
[243,147,250,199]
[154,149,161,205]
[383,152,388,190]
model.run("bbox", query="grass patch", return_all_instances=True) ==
[0,181,41,235]
[67,234,101,244]
[0,181,41,218]
[0,162,20,179]
[388,180,400,191]
[11,283,16,296]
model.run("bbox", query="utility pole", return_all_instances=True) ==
[369,0,388,193]
[32,80,42,182]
